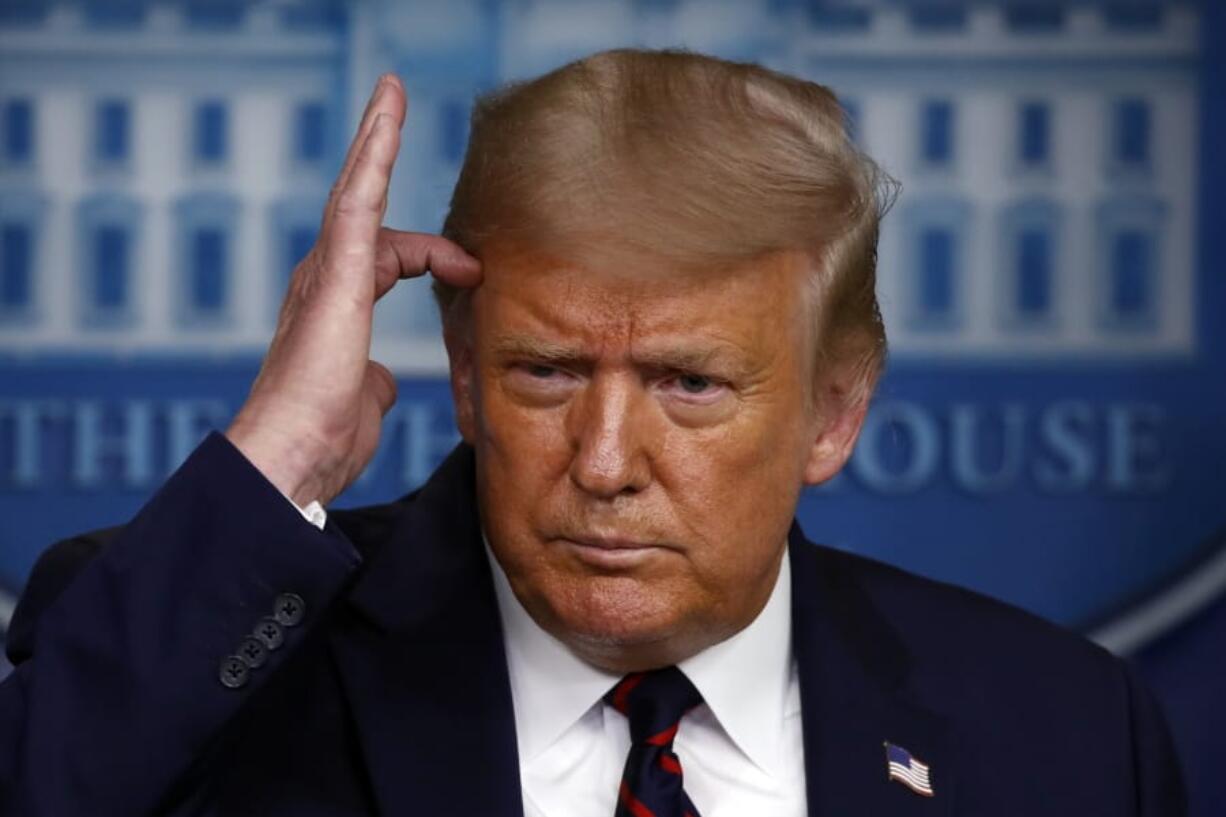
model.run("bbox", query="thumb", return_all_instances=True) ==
[364,360,399,416]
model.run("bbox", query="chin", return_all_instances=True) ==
[546,574,690,652]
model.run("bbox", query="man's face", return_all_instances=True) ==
[448,241,860,671]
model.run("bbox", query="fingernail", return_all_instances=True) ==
[377,73,399,89]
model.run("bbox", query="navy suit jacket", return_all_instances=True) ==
[0,431,1185,816]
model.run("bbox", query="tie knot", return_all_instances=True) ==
[603,666,704,747]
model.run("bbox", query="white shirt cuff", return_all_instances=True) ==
[296,499,328,530]
[279,491,328,530]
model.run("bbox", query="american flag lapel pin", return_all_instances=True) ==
[884,741,935,798]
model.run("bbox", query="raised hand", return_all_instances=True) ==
[225,75,481,507]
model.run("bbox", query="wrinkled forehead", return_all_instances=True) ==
[470,237,815,366]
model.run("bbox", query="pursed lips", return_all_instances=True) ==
[560,535,674,569]
[566,535,662,551]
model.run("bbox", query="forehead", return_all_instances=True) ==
[471,241,812,362]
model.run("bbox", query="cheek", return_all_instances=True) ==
[671,393,806,495]
[471,373,574,541]
[475,365,566,456]
[660,402,807,562]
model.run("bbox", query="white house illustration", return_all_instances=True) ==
[0,0,1200,369]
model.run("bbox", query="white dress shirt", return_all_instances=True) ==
[287,497,806,816]
[486,538,806,817]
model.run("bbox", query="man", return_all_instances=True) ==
[0,50,1183,816]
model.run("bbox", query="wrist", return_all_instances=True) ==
[224,418,334,507]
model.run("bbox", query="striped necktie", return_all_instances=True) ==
[603,666,705,817]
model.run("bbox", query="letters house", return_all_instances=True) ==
[0,0,1198,368]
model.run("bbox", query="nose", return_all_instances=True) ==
[568,374,653,499]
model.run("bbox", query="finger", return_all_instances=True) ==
[373,228,482,299]
[325,75,407,228]
[324,113,401,283]
[335,75,406,196]
[364,360,399,416]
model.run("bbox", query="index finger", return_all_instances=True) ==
[375,228,482,302]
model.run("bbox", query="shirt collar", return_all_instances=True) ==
[677,548,793,776]
[485,535,794,778]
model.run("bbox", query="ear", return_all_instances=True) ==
[442,319,477,444]
[802,382,871,487]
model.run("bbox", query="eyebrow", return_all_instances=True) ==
[488,333,746,374]
[489,335,582,363]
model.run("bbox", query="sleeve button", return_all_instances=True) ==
[273,592,306,627]
[219,656,250,689]
[253,617,285,651]
[237,636,268,669]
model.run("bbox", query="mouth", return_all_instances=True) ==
[560,535,671,569]
[567,534,660,551]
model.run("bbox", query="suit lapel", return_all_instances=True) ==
[327,444,524,817]
[790,526,956,816]
[325,445,959,816]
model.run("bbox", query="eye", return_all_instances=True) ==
[524,363,560,379]
[508,361,574,389]
[504,361,575,405]
[677,373,715,394]
[662,372,728,403]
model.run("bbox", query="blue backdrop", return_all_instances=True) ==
[0,1,1221,813]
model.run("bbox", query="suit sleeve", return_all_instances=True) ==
[0,430,362,817]
[1120,658,1187,817]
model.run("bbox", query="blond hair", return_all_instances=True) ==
[435,48,894,404]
